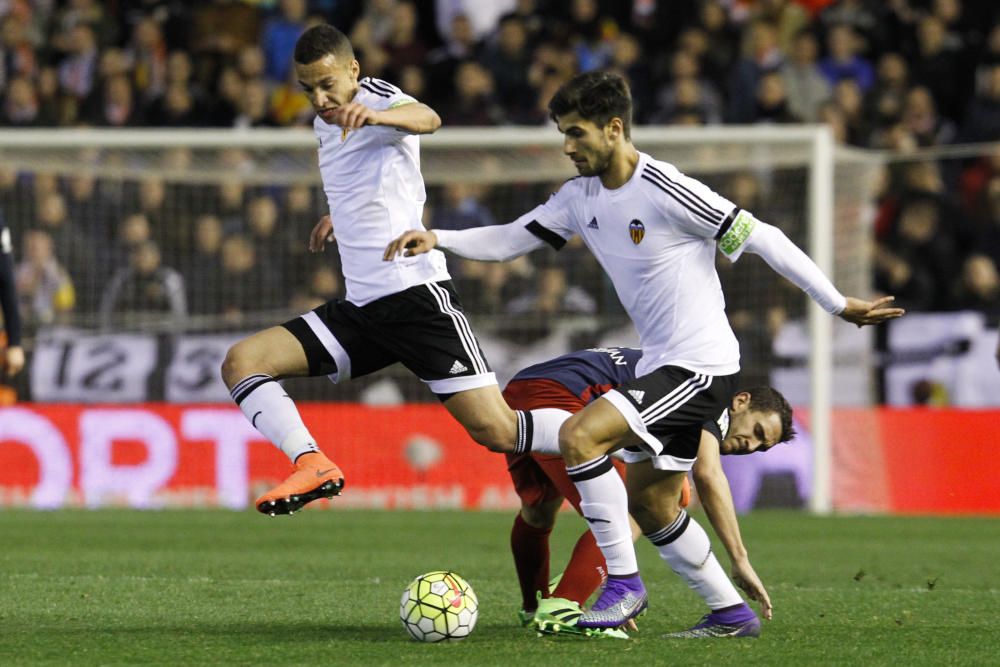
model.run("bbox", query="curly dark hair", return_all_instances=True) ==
[294,24,354,65]
[743,386,796,443]
[548,70,633,140]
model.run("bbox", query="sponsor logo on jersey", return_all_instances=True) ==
[587,217,599,230]
[629,219,645,244]
[449,360,469,375]
[628,389,645,404]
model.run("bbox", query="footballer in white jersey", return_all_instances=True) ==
[386,70,904,630]
[223,25,546,521]
[313,76,450,306]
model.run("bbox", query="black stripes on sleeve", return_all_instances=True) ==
[525,221,567,250]
[714,208,739,240]
[641,164,726,227]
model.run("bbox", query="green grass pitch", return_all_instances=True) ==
[1,509,997,665]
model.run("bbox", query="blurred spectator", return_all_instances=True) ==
[902,85,956,147]
[262,0,309,84]
[64,173,115,243]
[831,78,870,146]
[692,2,740,84]
[652,51,723,126]
[431,182,496,231]
[100,240,186,327]
[606,32,652,123]
[908,14,966,123]
[1,12,38,84]
[246,194,294,278]
[479,14,533,116]
[819,0,886,55]
[57,23,99,102]
[233,79,279,128]
[436,0,517,42]
[289,263,342,314]
[185,214,224,315]
[781,29,831,122]
[426,12,481,105]
[34,191,97,308]
[751,0,810,54]
[1,75,41,126]
[754,71,801,124]
[960,64,1000,144]
[129,17,168,104]
[818,23,875,93]
[15,229,75,327]
[439,60,506,126]
[84,73,144,127]
[727,21,785,123]
[565,0,614,73]
[381,1,427,76]
[217,233,273,322]
[951,254,1000,324]
[191,0,260,60]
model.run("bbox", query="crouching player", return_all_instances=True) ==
[504,347,792,638]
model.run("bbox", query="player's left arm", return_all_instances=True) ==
[692,432,773,619]
[724,211,905,326]
[332,99,440,134]
[0,224,23,377]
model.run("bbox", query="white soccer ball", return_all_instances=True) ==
[399,571,479,642]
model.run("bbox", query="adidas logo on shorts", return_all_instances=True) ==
[449,360,469,375]
[628,389,645,404]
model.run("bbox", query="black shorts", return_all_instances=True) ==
[282,280,496,396]
[601,365,738,471]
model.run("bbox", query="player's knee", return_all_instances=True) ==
[465,421,515,453]
[520,505,556,530]
[629,493,681,534]
[221,340,260,387]
[558,417,597,462]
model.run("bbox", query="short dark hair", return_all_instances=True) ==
[294,24,354,65]
[743,386,796,443]
[548,71,633,140]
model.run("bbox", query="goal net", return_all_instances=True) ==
[0,126,880,512]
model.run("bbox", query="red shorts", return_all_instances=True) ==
[502,378,625,510]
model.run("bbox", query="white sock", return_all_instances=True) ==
[646,509,743,609]
[230,374,319,463]
[515,408,570,455]
[567,455,637,576]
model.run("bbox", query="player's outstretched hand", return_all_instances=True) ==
[309,215,334,253]
[384,230,437,260]
[732,558,772,620]
[839,295,905,327]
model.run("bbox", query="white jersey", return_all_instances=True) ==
[313,76,450,305]
[513,152,751,377]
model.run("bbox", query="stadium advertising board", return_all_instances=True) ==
[1,404,998,514]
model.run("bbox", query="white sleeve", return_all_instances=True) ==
[435,222,547,262]
[740,218,847,315]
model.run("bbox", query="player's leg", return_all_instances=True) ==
[222,325,346,514]
[505,451,562,620]
[559,398,648,628]
[627,452,760,638]
[393,281,568,455]
[225,300,391,515]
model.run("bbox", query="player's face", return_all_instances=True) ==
[720,392,783,455]
[296,53,360,124]
[556,112,616,177]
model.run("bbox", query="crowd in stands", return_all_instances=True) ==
[1,0,998,349]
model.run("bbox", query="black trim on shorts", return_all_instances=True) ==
[282,317,337,377]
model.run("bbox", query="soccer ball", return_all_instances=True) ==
[399,571,478,642]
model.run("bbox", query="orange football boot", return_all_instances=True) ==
[255,452,345,516]
[680,475,691,508]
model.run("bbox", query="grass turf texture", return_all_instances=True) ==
[1,510,997,665]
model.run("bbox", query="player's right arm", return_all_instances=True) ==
[692,430,773,619]
[384,181,579,262]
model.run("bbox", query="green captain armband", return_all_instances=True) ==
[718,210,757,256]
[388,98,417,109]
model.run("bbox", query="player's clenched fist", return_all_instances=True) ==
[330,102,379,130]
[384,230,437,260]
[309,215,334,253]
